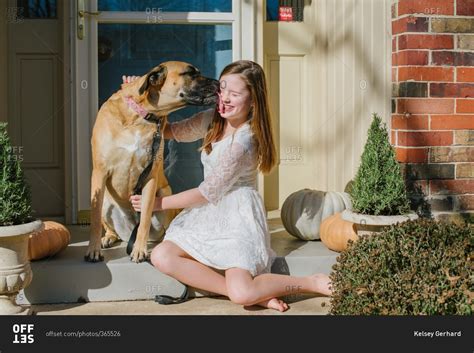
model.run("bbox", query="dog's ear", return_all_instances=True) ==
[138,65,168,95]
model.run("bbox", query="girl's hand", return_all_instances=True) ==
[129,195,163,212]
[122,75,140,84]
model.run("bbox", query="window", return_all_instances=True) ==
[16,0,57,19]
[97,2,233,194]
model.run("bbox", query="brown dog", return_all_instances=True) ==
[85,61,218,263]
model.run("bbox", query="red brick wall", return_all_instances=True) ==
[391,0,474,223]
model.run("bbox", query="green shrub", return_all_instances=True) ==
[350,113,411,215]
[0,123,33,225]
[330,218,473,315]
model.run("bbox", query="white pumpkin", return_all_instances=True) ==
[281,189,352,240]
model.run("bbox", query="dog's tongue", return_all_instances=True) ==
[217,92,225,114]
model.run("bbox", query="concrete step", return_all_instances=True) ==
[30,296,331,315]
[18,217,338,304]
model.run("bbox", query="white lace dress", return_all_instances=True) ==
[164,109,276,276]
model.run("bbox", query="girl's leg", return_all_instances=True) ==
[151,240,227,295]
[225,268,332,307]
[151,241,287,311]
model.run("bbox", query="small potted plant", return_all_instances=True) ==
[342,113,417,234]
[0,123,42,314]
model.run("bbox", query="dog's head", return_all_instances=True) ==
[137,61,219,112]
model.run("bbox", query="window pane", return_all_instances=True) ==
[16,0,57,19]
[266,0,279,21]
[98,0,232,12]
[98,24,232,193]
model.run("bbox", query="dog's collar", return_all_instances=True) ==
[124,96,162,123]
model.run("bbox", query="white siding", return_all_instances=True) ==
[263,0,392,208]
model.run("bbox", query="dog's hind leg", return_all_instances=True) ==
[149,185,173,242]
[85,169,107,262]
[101,192,122,248]
[102,190,137,243]
[101,220,121,248]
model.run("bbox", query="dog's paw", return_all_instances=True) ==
[84,245,104,262]
[130,246,149,263]
[101,233,120,248]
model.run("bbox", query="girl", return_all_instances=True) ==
[126,60,331,312]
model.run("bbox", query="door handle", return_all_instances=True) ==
[78,10,101,18]
[77,0,101,40]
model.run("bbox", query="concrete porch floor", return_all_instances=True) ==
[19,211,337,315]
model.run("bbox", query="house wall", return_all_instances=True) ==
[391,0,474,222]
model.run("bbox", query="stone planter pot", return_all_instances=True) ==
[0,220,42,315]
[341,209,418,236]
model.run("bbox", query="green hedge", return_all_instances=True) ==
[330,218,473,315]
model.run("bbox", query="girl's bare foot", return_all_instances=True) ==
[309,273,332,296]
[254,298,289,312]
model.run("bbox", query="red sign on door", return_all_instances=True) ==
[279,6,293,21]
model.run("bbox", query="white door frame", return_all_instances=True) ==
[71,0,256,223]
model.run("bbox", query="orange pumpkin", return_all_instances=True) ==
[28,221,70,260]
[320,213,358,252]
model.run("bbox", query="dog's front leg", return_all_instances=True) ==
[130,177,158,263]
[85,169,107,262]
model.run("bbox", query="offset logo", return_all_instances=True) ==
[12,324,34,344]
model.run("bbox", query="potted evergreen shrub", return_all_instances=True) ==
[330,218,473,315]
[342,113,417,234]
[0,123,42,314]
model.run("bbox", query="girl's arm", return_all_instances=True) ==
[130,141,249,212]
[168,109,213,142]
[130,188,208,211]
[160,188,208,210]
[121,75,211,141]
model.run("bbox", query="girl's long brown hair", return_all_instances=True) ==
[201,60,277,174]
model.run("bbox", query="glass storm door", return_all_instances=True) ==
[73,0,255,221]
